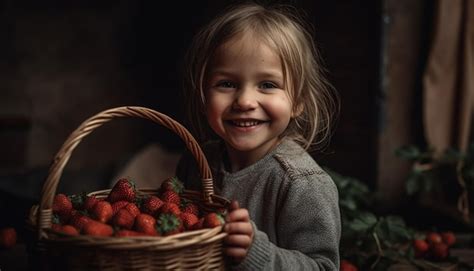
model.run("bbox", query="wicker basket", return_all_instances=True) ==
[29,106,230,270]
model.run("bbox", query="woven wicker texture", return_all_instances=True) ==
[32,106,229,270]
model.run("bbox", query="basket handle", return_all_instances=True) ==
[37,106,214,238]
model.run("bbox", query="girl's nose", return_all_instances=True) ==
[232,88,257,111]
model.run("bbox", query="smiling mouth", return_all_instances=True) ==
[229,120,267,127]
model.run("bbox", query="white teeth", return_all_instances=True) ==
[232,120,260,127]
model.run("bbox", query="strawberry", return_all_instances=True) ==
[108,178,136,203]
[159,177,184,194]
[82,221,114,236]
[134,214,158,236]
[83,195,102,211]
[114,230,145,237]
[111,201,129,215]
[52,194,73,220]
[0,227,17,249]
[160,203,181,216]
[141,196,164,216]
[124,203,141,218]
[161,191,181,205]
[91,201,113,224]
[52,224,79,236]
[61,225,79,235]
[430,242,449,260]
[441,231,456,247]
[203,212,225,228]
[69,211,93,231]
[51,223,62,233]
[190,217,204,230]
[425,232,442,245]
[181,200,199,216]
[112,209,135,230]
[180,212,199,230]
[157,213,183,236]
[340,260,358,271]
[413,239,429,258]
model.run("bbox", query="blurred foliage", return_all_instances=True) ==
[325,143,474,269]
[395,143,474,198]
[325,168,416,270]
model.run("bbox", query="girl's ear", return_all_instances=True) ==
[291,103,304,118]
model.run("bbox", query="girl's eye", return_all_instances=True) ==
[260,82,278,89]
[216,81,236,88]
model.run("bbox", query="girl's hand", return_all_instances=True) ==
[224,200,254,264]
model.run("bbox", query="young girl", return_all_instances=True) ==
[176,2,341,270]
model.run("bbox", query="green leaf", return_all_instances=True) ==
[385,215,412,241]
[441,148,463,164]
[349,212,378,232]
[340,198,357,210]
[395,145,421,160]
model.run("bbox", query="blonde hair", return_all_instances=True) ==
[183,2,339,151]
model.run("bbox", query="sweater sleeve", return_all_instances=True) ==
[232,172,341,271]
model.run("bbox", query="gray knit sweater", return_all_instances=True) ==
[176,139,341,270]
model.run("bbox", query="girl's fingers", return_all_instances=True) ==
[226,208,250,222]
[224,221,253,235]
[224,234,252,248]
[229,200,240,211]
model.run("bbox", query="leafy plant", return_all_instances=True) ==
[396,144,474,205]
[395,145,437,195]
[325,168,415,270]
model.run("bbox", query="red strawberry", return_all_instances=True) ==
[134,214,158,236]
[124,203,141,218]
[441,231,456,247]
[430,242,449,260]
[181,200,199,216]
[180,212,199,230]
[111,201,129,215]
[61,225,80,235]
[160,203,181,216]
[141,196,164,216]
[114,230,145,237]
[83,195,102,211]
[51,223,62,232]
[413,239,429,258]
[112,209,135,230]
[190,217,204,230]
[82,221,114,236]
[426,232,442,245]
[157,213,183,236]
[91,201,113,224]
[203,212,224,228]
[52,224,79,236]
[52,194,73,220]
[161,191,180,205]
[159,177,184,194]
[69,211,93,231]
[108,178,136,203]
[340,260,358,271]
[0,227,17,249]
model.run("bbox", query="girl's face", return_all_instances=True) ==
[205,33,294,169]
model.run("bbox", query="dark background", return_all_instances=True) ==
[1,0,440,245]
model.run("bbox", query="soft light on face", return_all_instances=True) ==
[204,33,294,169]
